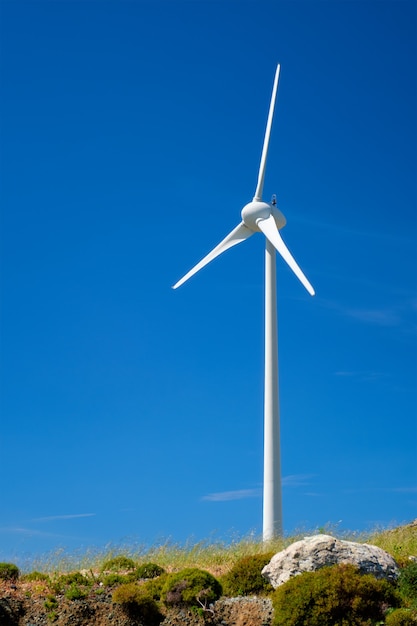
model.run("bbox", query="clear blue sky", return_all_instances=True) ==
[1,0,416,566]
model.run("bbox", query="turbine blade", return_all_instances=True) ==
[172,222,253,289]
[254,64,280,201]
[257,215,315,296]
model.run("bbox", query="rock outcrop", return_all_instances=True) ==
[262,534,400,588]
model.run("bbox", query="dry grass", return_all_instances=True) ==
[20,520,416,577]
[367,521,417,564]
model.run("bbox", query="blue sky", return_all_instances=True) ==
[1,0,416,566]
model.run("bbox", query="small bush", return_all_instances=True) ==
[112,582,143,603]
[136,562,165,579]
[102,573,131,586]
[65,583,88,600]
[52,571,91,593]
[0,562,19,581]
[141,572,170,601]
[220,552,274,596]
[44,595,58,611]
[61,571,90,584]
[47,610,58,622]
[112,583,163,625]
[100,555,136,572]
[398,562,417,608]
[271,563,400,626]
[385,608,417,626]
[21,571,49,582]
[162,568,222,609]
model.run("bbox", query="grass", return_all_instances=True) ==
[17,520,416,577]
[368,524,417,565]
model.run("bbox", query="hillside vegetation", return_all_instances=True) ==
[18,521,417,577]
[1,521,416,626]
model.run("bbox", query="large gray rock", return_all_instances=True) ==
[262,534,399,588]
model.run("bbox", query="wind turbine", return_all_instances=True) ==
[172,64,315,541]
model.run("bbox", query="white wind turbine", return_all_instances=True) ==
[173,64,314,540]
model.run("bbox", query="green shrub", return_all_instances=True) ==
[65,583,88,600]
[0,562,19,581]
[112,583,163,625]
[21,571,50,582]
[100,555,136,572]
[52,570,91,593]
[162,568,222,609]
[220,552,274,596]
[271,564,400,626]
[141,572,170,601]
[101,572,131,586]
[398,562,417,608]
[44,595,58,611]
[136,562,166,579]
[62,571,90,584]
[47,610,58,622]
[95,587,106,595]
[385,608,417,626]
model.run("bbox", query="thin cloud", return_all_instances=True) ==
[334,371,388,382]
[202,489,261,502]
[0,527,64,538]
[32,513,96,522]
[282,474,315,487]
[202,475,315,501]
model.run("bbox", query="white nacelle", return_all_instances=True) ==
[241,201,287,233]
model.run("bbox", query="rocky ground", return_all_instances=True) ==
[0,581,273,626]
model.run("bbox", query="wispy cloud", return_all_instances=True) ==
[202,475,316,502]
[282,474,315,487]
[32,513,96,522]
[334,370,388,382]
[201,488,261,502]
[0,527,64,538]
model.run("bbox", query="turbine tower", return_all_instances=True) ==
[173,64,314,541]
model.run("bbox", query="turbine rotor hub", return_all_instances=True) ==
[241,201,271,231]
[241,201,286,232]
